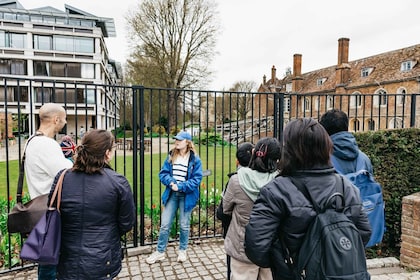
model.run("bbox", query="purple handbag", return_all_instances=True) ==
[20,169,67,265]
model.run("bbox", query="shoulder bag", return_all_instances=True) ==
[20,169,67,265]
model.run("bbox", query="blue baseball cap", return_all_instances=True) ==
[173,131,192,141]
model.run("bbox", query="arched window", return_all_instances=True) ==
[303,97,310,112]
[374,89,387,106]
[397,88,406,105]
[350,118,360,132]
[350,91,362,108]
[326,96,333,109]
[389,117,403,129]
[368,119,375,131]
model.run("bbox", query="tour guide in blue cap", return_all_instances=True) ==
[146,129,202,264]
[173,130,192,141]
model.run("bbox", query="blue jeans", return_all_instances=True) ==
[38,264,56,280]
[157,192,192,252]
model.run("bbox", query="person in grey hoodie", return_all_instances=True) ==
[223,137,281,280]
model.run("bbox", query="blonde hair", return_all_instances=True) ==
[169,140,197,163]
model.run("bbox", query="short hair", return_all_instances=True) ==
[236,142,254,167]
[73,129,114,174]
[280,118,332,176]
[248,137,281,173]
[319,109,349,136]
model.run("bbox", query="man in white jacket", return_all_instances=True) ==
[24,103,73,279]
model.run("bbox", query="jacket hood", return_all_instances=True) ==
[330,131,359,161]
[237,167,279,202]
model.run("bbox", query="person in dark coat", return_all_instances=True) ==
[49,129,135,280]
[319,108,373,174]
[244,118,372,280]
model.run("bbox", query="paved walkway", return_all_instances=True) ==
[0,239,419,280]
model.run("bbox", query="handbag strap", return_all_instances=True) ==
[16,131,44,203]
[49,169,68,210]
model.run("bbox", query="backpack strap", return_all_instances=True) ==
[289,176,321,213]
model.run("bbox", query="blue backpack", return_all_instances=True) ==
[332,154,386,247]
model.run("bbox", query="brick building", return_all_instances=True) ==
[258,38,420,131]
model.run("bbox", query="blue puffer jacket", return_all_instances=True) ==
[49,167,135,280]
[330,131,373,174]
[159,151,203,212]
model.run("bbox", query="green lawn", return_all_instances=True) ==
[1,145,238,204]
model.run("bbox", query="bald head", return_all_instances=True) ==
[39,103,66,123]
[38,103,67,137]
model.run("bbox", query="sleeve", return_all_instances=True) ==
[43,143,73,178]
[159,157,176,188]
[178,156,203,194]
[117,175,136,235]
[245,185,284,268]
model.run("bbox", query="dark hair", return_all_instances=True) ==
[248,137,281,173]
[73,129,114,174]
[319,109,349,136]
[280,118,332,176]
[236,142,254,167]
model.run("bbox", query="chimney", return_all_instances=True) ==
[263,74,266,84]
[292,54,303,91]
[336,38,351,90]
[337,38,349,65]
[271,65,276,82]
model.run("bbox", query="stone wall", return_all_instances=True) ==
[400,192,420,269]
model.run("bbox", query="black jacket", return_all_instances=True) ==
[245,167,371,280]
[49,167,136,280]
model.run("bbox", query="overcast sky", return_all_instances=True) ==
[17,0,420,91]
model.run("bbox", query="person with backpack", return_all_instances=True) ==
[319,109,373,174]
[245,118,372,280]
[320,109,385,247]
[223,137,281,280]
[216,142,254,280]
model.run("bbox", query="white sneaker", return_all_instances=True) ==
[177,250,187,262]
[146,251,165,264]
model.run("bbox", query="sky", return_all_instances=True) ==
[16,0,420,91]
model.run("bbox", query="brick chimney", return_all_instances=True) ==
[292,54,303,91]
[271,65,276,82]
[336,38,351,91]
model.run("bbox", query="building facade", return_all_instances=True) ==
[0,0,121,140]
[258,38,420,131]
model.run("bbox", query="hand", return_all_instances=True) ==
[170,183,179,191]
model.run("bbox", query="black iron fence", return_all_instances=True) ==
[1,77,419,272]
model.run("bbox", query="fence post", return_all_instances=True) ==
[410,94,417,127]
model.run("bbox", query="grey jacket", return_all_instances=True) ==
[223,167,278,263]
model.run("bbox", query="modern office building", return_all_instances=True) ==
[0,0,121,140]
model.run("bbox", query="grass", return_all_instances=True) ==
[1,145,238,203]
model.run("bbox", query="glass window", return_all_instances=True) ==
[34,87,53,103]
[85,89,96,104]
[34,35,52,50]
[10,33,25,48]
[0,31,5,47]
[34,61,49,76]
[30,15,43,23]
[66,63,81,78]
[11,60,26,75]
[81,63,94,79]
[51,62,65,77]
[3,13,16,20]
[0,59,10,74]
[350,92,362,108]
[54,36,74,52]
[74,37,94,53]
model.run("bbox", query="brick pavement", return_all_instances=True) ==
[1,239,420,279]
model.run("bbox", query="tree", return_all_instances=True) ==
[126,0,219,130]
[229,81,256,120]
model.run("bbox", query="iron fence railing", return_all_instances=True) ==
[1,78,419,273]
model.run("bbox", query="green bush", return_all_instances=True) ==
[355,128,420,257]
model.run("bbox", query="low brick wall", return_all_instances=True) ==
[400,192,420,269]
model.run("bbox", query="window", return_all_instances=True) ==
[0,86,28,102]
[0,59,26,75]
[374,89,387,106]
[0,31,25,48]
[401,61,413,71]
[351,119,360,132]
[368,119,375,131]
[54,35,74,52]
[285,83,292,92]
[303,97,310,112]
[81,64,95,79]
[34,35,53,50]
[326,96,333,109]
[397,88,406,105]
[317,78,327,86]
[389,118,403,129]
[85,89,96,104]
[284,97,290,112]
[74,37,94,53]
[350,92,362,108]
[33,61,95,78]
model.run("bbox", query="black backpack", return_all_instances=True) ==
[290,175,370,280]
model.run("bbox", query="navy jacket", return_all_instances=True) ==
[49,167,135,280]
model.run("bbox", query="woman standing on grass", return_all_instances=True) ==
[146,130,203,264]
